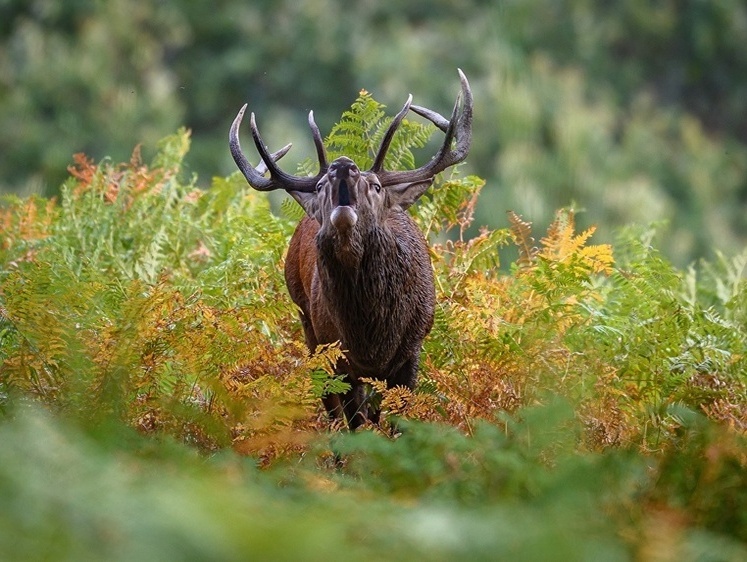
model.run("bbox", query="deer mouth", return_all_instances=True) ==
[330,179,358,232]
[338,179,352,206]
[331,205,358,231]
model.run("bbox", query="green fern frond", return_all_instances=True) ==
[318,90,436,173]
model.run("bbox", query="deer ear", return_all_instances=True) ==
[387,179,434,210]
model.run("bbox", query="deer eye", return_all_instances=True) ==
[372,182,381,193]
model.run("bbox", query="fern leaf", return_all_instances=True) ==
[579,244,615,275]
[507,211,537,267]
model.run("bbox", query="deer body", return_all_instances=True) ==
[286,210,435,426]
[229,72,472,428]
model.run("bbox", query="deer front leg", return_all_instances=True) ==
[340,381,368,430]
[329,357,368,430]
[321,393,344,422]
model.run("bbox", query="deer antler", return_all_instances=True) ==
[373,69,473,186]
[231,69,471,192]
[229,104,325,193]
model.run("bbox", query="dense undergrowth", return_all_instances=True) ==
[1,93,746,560]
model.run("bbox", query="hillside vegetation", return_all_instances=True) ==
[1,94,747,560]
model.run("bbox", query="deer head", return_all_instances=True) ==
[229,70,472,236]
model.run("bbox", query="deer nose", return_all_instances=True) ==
[329,157,360,181]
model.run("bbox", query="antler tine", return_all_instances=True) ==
[409,105,449,133]
[229,104,319,193]
[370,94,413,174]
[378,69,473,187]
[427,80,465,166]
[308,111,329,173]
[255,143,292,176]
[450,67,473,163]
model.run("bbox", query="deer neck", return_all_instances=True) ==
[316,218,392,289]
[317,208,379,270]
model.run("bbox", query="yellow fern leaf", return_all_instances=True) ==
[540,211,594,261]
[579,243,615,274]
[538,210,614,273]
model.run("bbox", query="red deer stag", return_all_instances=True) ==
[229,70,472,429]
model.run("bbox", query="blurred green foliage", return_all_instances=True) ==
[4,399,744,562]
[1,0,746,265]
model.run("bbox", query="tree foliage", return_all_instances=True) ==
[1,0,746,265]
